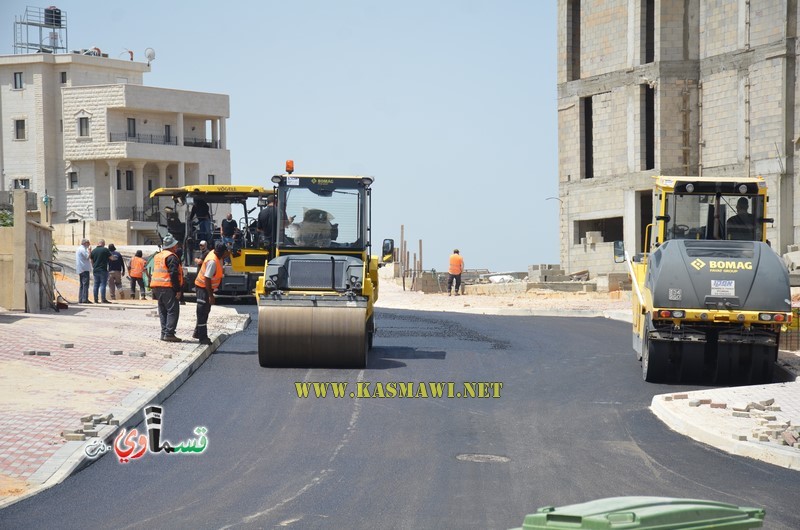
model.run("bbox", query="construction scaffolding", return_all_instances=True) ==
[14,6,68,55]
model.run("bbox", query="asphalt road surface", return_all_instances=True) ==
[2,307,799,529]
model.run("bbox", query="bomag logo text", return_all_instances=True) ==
[708,261,752,270]
[310,178,335,185]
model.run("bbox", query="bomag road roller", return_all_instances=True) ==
[614,175,791,384]
[256,161,394,368]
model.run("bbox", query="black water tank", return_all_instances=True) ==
[44,7,62,28]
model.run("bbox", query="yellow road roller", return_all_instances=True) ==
[256,162,394,368]
[615,175,792,384]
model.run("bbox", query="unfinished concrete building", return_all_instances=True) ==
[557,0,798,277]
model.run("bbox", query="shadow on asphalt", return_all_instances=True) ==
[376,346,447,361]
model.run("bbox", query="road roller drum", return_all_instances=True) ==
[258,299,368,368]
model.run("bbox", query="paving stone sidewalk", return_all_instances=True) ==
[0,295,250,509]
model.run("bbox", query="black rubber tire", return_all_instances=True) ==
[641,315,666,382]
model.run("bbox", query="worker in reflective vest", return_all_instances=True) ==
[193,242,228,345]
[150,234,184,341]
[128,250,149,300]
[447,248,464,296]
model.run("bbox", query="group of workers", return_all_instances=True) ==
[150,234,228,344]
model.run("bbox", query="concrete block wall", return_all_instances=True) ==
[659,0,699,62]
[701,71,740,168]
[51,220,130,247]
[749,59,785,162]
[700,0,740,56]
[558,0,800,278]
[580,0,629,78]
[62,85,126,160]
[750,1,787,47]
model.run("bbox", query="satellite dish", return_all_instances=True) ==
[144,47,156,66]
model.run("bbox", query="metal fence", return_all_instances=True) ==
[109,132,177,145]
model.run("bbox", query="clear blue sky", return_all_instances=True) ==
[2,1,559,272]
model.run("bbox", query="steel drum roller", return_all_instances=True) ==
[258,305,367,367]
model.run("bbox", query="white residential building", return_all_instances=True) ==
[0,51,230,224]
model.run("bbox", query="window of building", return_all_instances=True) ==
[643,0,655,64]
[78,117,90,137]
[148,179,153,192]
[13,178,31,189]
[567,0,581,81]
[643,85,655,170]
[127,118,136,138]
[581,96,594,179]
[164,124,171,143]
[13,72,23,89]
[68,171,78,190]
[14,120,26,140]
[116,169,122,190]
[126,170,134,191]
[575,217,624,245]
[207,174,215,185]
[60,71,67,84]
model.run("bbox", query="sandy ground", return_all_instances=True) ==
[375,279,632,313]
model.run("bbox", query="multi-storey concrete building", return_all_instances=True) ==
[557,0,798,277]
[0,7,230,225]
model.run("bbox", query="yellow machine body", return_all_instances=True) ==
[256,171,392,368]
[619,176,791,383]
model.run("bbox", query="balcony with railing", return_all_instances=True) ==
[109,133,177,145]
[182,136,220,148]
[108,133,220,149]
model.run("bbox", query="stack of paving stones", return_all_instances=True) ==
[664,393,799,449]
[61,413,119,442]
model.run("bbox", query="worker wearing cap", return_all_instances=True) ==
[150,234,184,342]
[193,242,228,345]
[194,240,210,266]
[447,249,465,296]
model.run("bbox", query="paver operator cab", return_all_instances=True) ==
[615,176,791,384]
[256,161,394,368]
[149,185,274,298]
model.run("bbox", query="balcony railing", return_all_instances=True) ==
[109,133,177,145]
[183,136,219,148]
[108,133,219,149]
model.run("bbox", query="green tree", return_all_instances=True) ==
[0,210,12,227]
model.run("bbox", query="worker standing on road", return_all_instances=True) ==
[193,242,228,345]
[75,239,92,304]
[150,234,184,342]
[107,244,126,300]
[90,239,112,304]
[128,250,148,300]
[447,249,465,296]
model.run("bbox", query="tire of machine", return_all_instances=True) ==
[641,315,667,382]
[258,306,367,368]
[746,343,776,384]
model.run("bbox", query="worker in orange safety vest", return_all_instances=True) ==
[193,242,228,345]
[128,250,149,300]
[151,234,184,341]
[447,249,464,296]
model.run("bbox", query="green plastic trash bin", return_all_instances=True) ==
[511,497,765,530]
